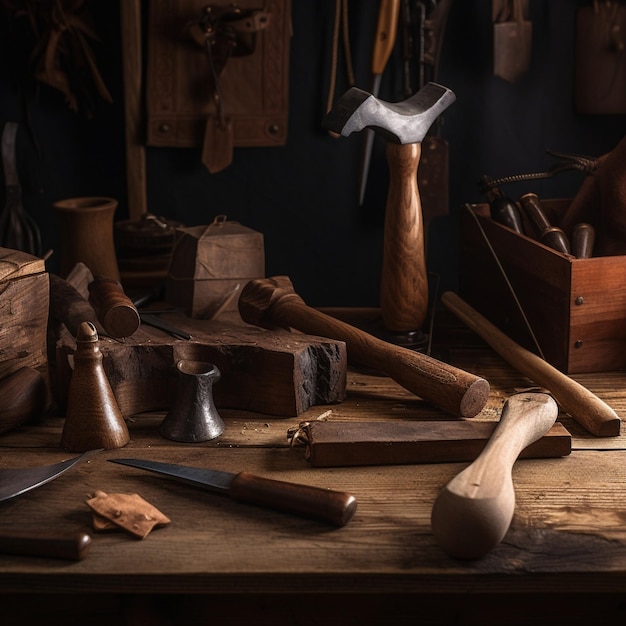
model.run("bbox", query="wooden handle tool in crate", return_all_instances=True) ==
[239,276,490,418]
[441,291,621,436]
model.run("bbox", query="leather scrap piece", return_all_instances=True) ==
[86,490,171,539]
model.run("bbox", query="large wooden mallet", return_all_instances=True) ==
[442,291,621,437]
[239,277,489,418]
[431,391,559,560]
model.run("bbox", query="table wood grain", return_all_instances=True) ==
[2,310,626,623]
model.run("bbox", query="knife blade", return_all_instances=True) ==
[109,458,357,527]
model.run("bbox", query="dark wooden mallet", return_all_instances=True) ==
[239,276,490,418]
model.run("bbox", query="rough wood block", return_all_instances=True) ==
[0,248,48,381]
[55,315,346,418]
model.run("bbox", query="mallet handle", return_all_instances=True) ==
[441,291,621,436]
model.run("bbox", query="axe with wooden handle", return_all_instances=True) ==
[324,82,455,335]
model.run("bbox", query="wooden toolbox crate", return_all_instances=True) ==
[459,200,626,374]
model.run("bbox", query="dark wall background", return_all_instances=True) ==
[1,1,625,307]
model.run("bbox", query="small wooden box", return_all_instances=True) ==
[459,201,626,374]
[166,220,264,318]
[0,248,49,380]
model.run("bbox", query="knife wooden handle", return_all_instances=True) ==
[0,530,92,561]
[441,291,621,436]
[229,472,357,527]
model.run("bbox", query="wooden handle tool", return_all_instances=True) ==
[431,392,559,560]
[441,291,621,436]
[239,277,489,418]
[0,529,91,560]
[88,275,141,338]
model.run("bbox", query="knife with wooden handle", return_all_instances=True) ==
[110,458,357,527]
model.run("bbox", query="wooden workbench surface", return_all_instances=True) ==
[2,311,626,624]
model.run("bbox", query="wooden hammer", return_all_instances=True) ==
[239,276,489,418]
[431,391,559,560]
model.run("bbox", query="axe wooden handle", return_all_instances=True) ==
[441,291,621,436]
[380,142,428,331]
[239,277,489,418]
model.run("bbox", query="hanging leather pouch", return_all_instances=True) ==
[493,0,532,83]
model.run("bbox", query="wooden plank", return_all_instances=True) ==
[1,444,626,593]
[298,420,571,467]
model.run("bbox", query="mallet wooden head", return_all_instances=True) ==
[238,276,300,330]
[323,82,456,145]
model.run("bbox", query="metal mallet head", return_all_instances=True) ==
[323,82,456,145]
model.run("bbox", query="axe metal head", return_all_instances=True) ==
[323,82,456,145]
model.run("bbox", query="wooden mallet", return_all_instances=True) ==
[431,391,559,560]
[239,276,489,418]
